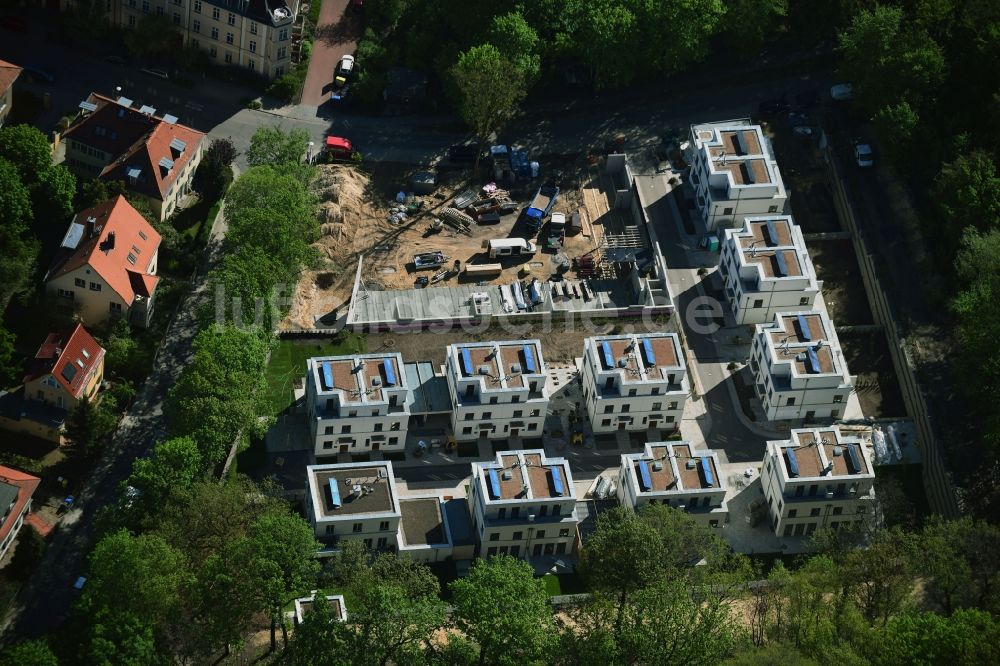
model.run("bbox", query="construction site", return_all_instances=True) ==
[282,154,674,331]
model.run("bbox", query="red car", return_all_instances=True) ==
[324,136,354,160]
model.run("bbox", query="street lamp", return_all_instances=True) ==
[308,141,315,164]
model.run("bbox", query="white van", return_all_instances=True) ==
[484,238,537,258]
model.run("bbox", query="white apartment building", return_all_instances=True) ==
[580,333,688,434]
[113,0,299,80]
[618,442,728,527]
[718,215,820,325]
[445,340,548,443]
[468,450,579,559]
[762,428,876,537]
[305,462,401,553]
[306,353,410,456]
[688,121,787,231]
[750,311,854,422]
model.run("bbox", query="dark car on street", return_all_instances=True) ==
[757,96,791,117]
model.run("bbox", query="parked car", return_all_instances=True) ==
[0,16,27,31]
[324,135,355,160]
[757,96,791,117]
[795,88,822,108]
[141,67,169,80]
[853,139,874,167]
[447,143,482,164]
[830,83,854,101]
[335,55,354,87]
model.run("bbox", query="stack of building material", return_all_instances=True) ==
[440,208,474,233]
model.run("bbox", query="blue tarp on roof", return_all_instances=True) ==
[600,341,614,369]
[642,339,656,366]
[551,467,565,496]
[487,469,501,499]
[638,461,653,491]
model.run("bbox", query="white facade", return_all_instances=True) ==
[618,442,728,527]
[468,450,579,559]
[750,311,854,422]
[762,428,876,537]
[689,121,787,231]
[445,340,548,443]
[581,333,688,434]
[305,462,401,553]
[718,216,820,325]
[306,353,410,455]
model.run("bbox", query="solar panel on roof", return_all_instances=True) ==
[806,346,821,373]
[117,96,133,107]
[744,162,757,184]
[170,137,186,152]
[846,444,862,474]
[765,220,779,246]
[642,339,656,366]
[785,449,800,477]
[127,167,141,179]
[60,223,85,249]
[735,131,747,155]
[551,467,565,496]
[321,362,334,390]
[328,478,342,508]
[774,251,789,277]
[138,104,156,115]
[159,157,174,170]
[61,364,77,383]
[600,341,614,369]
[700,457,714,486]
[523,345,536,373]
[383,361,396,387]
[460,348,473,376]
[797,314,812,341]
[162,114,179,124]
[487,469,501,499]
[79,100,97,112]
[638,461,652,491]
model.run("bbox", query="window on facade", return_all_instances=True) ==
[833,395,844,403]
[373,423,382,432]
[604,405,613,414]
[832,507,843,516]
[363,538,372,548]
[535,530,545,538]
[74,278,85,287]
[487,547,497,557]
[277,46,287,60]
[527,422,538,431]
[810,508,821,517]
[668,401,678,410]
[192,19,200,32]
[226,32,234,45]
[324,426,333,435]
[342,425,351,434]
[489,396,498,405]
[212,7,219,19]
[462,427,472,434]
[379,521,389,531]
[651,402,661,411]
[278,28,288,40]
[224,52,233,64]
[228,12,235,25]
[128,14,136,26]
[322,441,333,449]
[753,299,764,308]
[89,282,101,291]
[110,302,122,312]
[464,413,473,421]
[482,411,492,419]
[489,533,499,542]
[621,404,630,413]
[173,12,180,24]
[787,397,796,406]
[325,525,335,535]
[249,40,256,53]
[250,22,258,34]
[628,389,636,397]
[352,523,362,533]
[788,509,797,518]
[193,0,201,12]
[601,419,611,427]
[155,6,163,15]
[141,0,149,11]
[211,27,218,39]
[209,46,217,58]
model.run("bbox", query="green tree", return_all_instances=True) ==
[164,324,272,467]
[32,162,76,225]
[0,639,59,666]
[0,124,53,183]
[282,590,353,666]
[245,125,311,167]
[872,101,920,169]
[0,324,17,386]
[916,516,1000,615]
[450,44,527,163]
[719,0,788,57]
[0,158,39,306]
[934,151,1000,237]
[579,505,669,632]
[127,436,205,518]
[193,137,237,201]
[0,157,33,224]
[8,523,46,580]
[841,528,916,625]
[86,608,164,666]
[488,11,541,84]
[65,395,119,460]
[450,555,556,666]
[870,609,1000,666]
[838,5,946,113]
[124,14,182,58]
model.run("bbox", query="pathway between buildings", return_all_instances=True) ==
[1,192,233,639]
[301,0,361,108]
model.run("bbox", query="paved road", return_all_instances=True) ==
[301,0,360,107]
[1,196,231,640]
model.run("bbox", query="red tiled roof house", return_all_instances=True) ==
[46,196,161,327]
[63,92,205,221]
[0,58,22,128]
[0,467,41,561]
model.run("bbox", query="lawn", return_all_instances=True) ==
[540,573,562,596]
[265,334,366,415]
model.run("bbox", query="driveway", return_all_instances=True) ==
[301,0,362,107]
[1,195,232,639]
